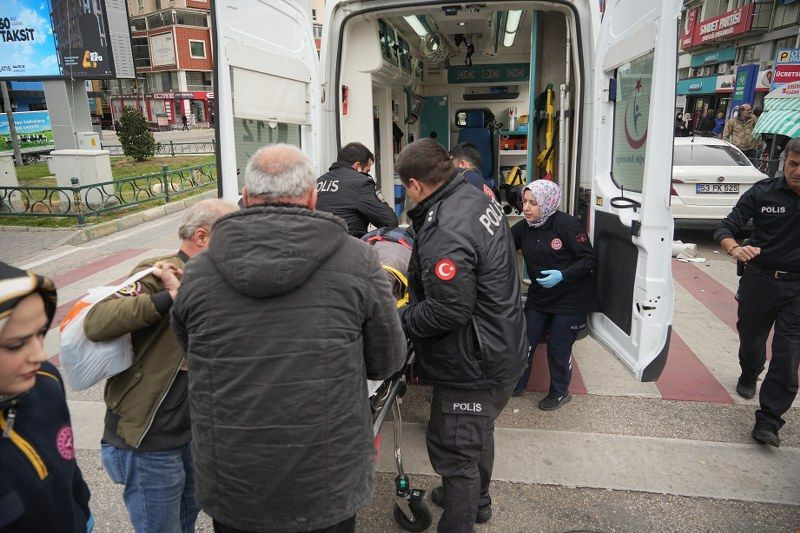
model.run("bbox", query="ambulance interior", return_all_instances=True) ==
[336,4,579,221]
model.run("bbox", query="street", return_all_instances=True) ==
[3,221,799,532]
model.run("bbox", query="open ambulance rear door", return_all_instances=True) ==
[214,0,322,201]
[588,0,681,381]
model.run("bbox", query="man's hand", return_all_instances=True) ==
[730,245,761,262]
[153,261,183,299]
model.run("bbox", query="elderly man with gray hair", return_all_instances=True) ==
[171,144,406,533]
[83,198,236,533]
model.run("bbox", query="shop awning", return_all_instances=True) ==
[753,81,800,138]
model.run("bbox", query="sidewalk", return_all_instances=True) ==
[100,127,215,146]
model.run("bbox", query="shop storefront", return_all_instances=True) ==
[112,91,215,128]
[677,75,719,129]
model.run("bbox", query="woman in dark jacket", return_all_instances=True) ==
[511,181,599,410]
[0,261,92,531]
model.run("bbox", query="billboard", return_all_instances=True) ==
[0,110,52,149]
[680,4,754,49]
[0,0,134,79]
[772,49,800,90]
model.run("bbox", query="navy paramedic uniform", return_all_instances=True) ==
[315,162,398,237]
[511,211,598,395]
[399,175,526,533]
[714,176,800,429]
[458,168,495,200]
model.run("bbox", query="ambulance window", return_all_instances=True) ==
[378,20,398,66]
[229,67,302,191]
[611,51,654,193]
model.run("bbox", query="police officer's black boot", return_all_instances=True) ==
[736,374,758,399]
[751,420,780,447]
[431,486,492,524]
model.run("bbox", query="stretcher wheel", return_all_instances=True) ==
[393,500,432,532]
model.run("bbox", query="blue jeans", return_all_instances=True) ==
[100,441,199,533]
[515,307,587,395]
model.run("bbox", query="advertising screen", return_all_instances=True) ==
[0,0,134,79]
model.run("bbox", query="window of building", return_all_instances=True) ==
[189,40,207,59]
[186,71,212,91]
[137,0,144,11]
[130,17,147,31]
[147,11,173,30]
[175,10,208,27]
[742,45,759,63]
[774,37,796,56]
[772,2,800,29]
[132,37,150,69]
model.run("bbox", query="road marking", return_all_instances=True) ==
[521,342,588,394]
[376,422,800,506]
[656,330,733,404]
[19,212,183,270]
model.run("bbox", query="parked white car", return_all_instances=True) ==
[671,137,768,229]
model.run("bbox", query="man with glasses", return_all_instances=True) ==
[315,142,398,237]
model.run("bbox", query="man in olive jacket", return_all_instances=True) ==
[83,198,235,532]
[171,144,406,533]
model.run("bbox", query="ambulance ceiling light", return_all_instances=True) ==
[404,15,429,38]
[503,10,523,47]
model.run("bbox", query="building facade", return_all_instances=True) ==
[676,0,800,129]
[109,0,214,128]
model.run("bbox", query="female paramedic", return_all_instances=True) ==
[510,180,598,410]
[0,261,93,531]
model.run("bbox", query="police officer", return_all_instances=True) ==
[396,139,526,532]
[315,142,398,237]
[714,137,800,448]
[450,142,495,200]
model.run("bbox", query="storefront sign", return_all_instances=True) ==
[690,47,736,68]
[729,64,759,118]
[680,7,700,49]
[152,92,174,99]
[677,75,717,95]
[715,74,734,92]
[772,49,800,89]
[756,69,773,92]
[681,4,754,49]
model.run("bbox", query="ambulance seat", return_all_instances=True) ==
[458,110,494,185]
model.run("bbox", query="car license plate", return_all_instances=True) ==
[696,183,739,194]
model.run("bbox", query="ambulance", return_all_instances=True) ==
[212,0,681,382]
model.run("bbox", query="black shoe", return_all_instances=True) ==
[751,421,780,447]
[736,374,757,399]
[431,486,492,524]
[538,392,571,411]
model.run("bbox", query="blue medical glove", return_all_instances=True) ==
[87,513,95,532]
[536,270,563,288]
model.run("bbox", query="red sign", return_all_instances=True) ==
[773,64,800,86]
[680,7,699,50]
[682,4,754,49]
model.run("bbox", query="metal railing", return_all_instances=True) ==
[102,140,216,156]
[0,163,216,226]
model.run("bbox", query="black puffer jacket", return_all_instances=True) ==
[400,176,527,389]
[171,205,405,532]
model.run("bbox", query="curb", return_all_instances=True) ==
[0,190,217,245]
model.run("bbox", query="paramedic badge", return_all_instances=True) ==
[375,189,387,203]
[576,233,589,244]
[551,238,563,251]
[113,282,143,298]
[434,259,457,281]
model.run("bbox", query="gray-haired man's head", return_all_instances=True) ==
[243,144,317,209]
[178,198,237,256]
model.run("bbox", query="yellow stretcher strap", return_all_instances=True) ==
[536,85,556,176]
[0,411,48,480]
[382,265,410,308]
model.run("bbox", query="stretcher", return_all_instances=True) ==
[363,227,432,532]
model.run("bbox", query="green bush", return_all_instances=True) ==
[117,106,158,161]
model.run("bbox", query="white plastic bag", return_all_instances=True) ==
[59,267,155,391]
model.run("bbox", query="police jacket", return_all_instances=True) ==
[84,253,189,450]
[171,205,405,532]
[315,162,398,237]
[511,211,599,315]
[0,363,91,531]
[400,175,527,389]
[714,176,800,272]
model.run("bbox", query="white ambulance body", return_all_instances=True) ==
[212,0,681,381]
